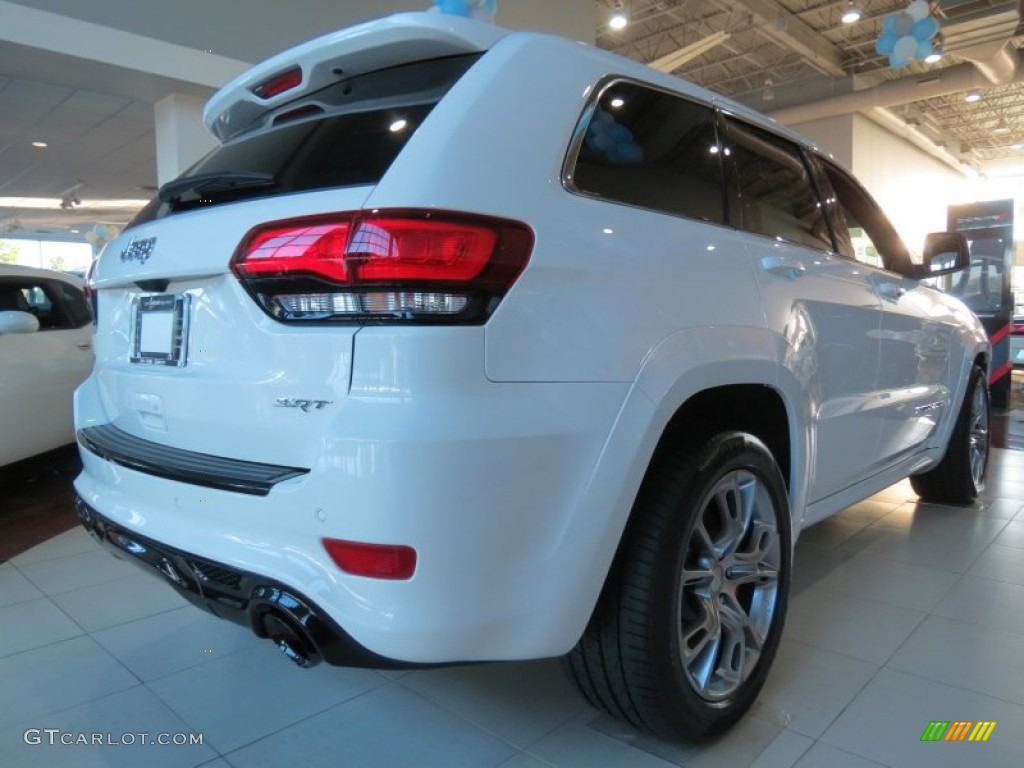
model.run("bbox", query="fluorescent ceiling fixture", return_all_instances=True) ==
[31,141,48,149]
[0,197,150,210]
[841,4,861,24]
[965,90,982,103]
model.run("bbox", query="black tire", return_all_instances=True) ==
[910,365,990,504]
[563,431,792,742]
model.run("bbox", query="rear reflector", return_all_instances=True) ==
[322,538,417,580]
[231,209,533,324]
[252,66,303,99]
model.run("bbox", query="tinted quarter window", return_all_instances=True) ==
[817,159,913,273]
[723,118,831,251]
[569,82,725,224]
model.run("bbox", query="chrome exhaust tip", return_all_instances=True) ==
[261,612,321,668]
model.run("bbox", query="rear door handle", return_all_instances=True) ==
[759,254,806,279]
[876,282,907,300]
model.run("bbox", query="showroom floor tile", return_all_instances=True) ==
[4,449,1024,767]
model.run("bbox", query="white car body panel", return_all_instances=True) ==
[74,12,989,664]
[0,266,93,467]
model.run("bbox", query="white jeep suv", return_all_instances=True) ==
[75,12,990,742]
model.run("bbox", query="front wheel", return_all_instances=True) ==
[910,365,990,504]
[563,431,792,742]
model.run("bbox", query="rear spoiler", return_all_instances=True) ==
[204,12,508,142]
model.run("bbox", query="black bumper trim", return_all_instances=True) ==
[75,497,423,669]
[77,423,309,496]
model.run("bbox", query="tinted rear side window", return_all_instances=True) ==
[568,81,725,224]
[131,54,481,227]
[722,117,832,252]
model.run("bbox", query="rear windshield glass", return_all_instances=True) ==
[130,53,481,227]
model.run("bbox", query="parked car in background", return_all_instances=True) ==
[74,12,990,742]
[0,265,94,466]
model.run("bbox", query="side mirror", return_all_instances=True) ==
[917,232,970,278]
[0,310,40,335]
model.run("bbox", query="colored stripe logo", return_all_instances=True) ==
[921,721,996,742]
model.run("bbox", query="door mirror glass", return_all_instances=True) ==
[919,232,970,277]
[0,310,41,335]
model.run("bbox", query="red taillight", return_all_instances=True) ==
[230,209,533,324]
[252,66,302,99]
[322,538,417,580]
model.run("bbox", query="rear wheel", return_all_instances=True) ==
[910,365,989,504]
[563,431,791,742]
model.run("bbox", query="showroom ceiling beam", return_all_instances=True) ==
[727,0,847,78]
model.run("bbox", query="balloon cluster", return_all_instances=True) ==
[875,0,939,69]
[585,109,644,165]
[431,0,497,23]
[84,223,120,254]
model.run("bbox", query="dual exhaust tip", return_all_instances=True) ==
[260,612,322,668]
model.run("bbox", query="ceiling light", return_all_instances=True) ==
[965,90,982,103]
[609,97,625,108]
[31,141,48,149]
[609,2,629,30]
[994,118,1010,134]
[70,229,80,234]
[841,3,861,24]
[924,49,943,64]
[762,78,775,101]
[1012,142,1024,150]
[388,118,408,133]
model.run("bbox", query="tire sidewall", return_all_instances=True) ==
[648,432,792,735]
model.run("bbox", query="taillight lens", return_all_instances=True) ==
[322,538,417,580]
[231,209,533,324]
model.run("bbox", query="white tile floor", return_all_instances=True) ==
[3,449,1024,767]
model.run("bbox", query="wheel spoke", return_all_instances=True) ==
[680,600,722,693]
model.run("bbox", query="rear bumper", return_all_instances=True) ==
[76,496,415,669]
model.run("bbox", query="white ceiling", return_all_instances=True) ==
[1,0,1023,242]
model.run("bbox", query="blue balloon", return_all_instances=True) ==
[436,0,470,17]
[912,17,939,41]
[889,54,909,69]
[875,33,898,56]
[608,123,632,142]
[916,39,933,60]
[883,13,897,36]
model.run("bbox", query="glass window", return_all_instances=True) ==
[130,54,481,226]
[722,118,831,251]
[817,160,912,273]
[0,278,91,330]
[569,82,725,223]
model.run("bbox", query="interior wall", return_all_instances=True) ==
[791,114,854,169]
[851,114,969,254]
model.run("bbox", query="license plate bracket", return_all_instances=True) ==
[130,293,191,367]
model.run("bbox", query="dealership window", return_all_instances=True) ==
[721,117,832,252]
[569,81,725,224]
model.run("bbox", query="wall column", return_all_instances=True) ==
[154,93,219,185]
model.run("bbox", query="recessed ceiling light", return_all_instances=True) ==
[31,141,48,148]
[389,118,408,133]
[965,90,982,103]
[609,98,625,108]
[609,2,629,30]
[994,119,1010,134]
[841,3,861,24]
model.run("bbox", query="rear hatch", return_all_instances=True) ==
[87,14,500,469]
